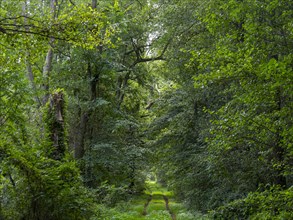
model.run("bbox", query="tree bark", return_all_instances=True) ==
[42,47,54,105]
[22,1,41,106]
[74,112,89,159]
[47,91,66,160]
[272,87,287,187]
[92,0,97,9]
[73,0,100,159]
[42,0,57,105]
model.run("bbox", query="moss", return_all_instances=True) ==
[44,89,68,160]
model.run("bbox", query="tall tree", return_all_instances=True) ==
[147,0,293,214]
[0,0,113,219]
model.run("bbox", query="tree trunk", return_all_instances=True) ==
[22,1,41,106]
[47,90,66,160]
[272,87,287,187]
[92,0,97,9]
[73,1,100,159]
[116,71,130,109]
[74,112,89,159]
[42,47,54,105]
[42,0,57,105]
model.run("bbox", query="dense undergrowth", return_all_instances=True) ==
[211,186,293,219]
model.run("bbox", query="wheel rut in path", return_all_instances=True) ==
[142,193,176,220]
[163,195,176,220]
[142,195,152,216]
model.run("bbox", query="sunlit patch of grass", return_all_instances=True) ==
[163,190,173,197]
[145,180,173,197]
[149,190,162,195]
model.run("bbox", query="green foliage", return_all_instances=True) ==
[95,182,131,206]
[92,180,207,220]
[0,0,114,48]
[0,82,95,219]
[212,186,293,219]
[1,0,292,218]
[147,0,293,216]
[0,143,96,219]
[1,0,159,218]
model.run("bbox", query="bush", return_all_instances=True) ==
[211,186,293,219]
[0,152,96,220]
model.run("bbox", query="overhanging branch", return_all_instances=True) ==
[129,36,172,68]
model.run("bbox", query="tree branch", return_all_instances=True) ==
[128,37,171,68]
[1,27,69,41]
[68,0,76,6]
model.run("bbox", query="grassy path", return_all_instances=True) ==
[163,195,176,220]
[99,181,210,219]
[144,181,176,219]
[142,195,152,216]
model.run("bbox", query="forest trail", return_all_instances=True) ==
[163,195,176,220]
[143,181,176,219]
[103,180,210,220]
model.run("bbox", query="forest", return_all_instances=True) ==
[0,0,292,219]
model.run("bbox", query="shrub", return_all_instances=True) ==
[211,186,293,219]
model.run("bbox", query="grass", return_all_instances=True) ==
[144,180,173,196]
[93,181,210,220]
